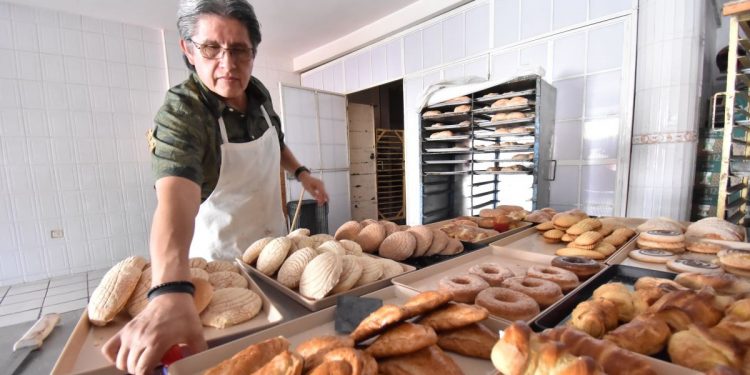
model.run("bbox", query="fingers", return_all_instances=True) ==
[185,333,208,355]
[135,347,162,375]
[101,333,121,364]
[115,344,129,372]
[128,346,146,374]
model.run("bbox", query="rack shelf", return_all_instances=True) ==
[376,129,405,221]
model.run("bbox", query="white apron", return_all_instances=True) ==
[189,106,287,261]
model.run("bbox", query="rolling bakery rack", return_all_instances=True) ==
[419,75,556,224]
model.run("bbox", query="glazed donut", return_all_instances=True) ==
[501,277,563,307]
[526,265,580,293]
[468,263,514,286]
[438,274,489,303]
[474,287,539,321]
[551,256,602,280]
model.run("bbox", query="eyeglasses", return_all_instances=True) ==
[188,39,254,62]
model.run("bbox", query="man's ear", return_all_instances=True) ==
[179,39,196,66]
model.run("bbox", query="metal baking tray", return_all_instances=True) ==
[423,159,470,165]
[475,115,535,128]
[424,171,470,176]
[421,111,471,121]
[420,220,534,254]
[51,265,284,375]
[424,135,472,141]
[426,98,472,108]
[474,131,535,139]
[474,170,532,175]
[424,123,472,131]
[472,104,535,115]
[239,256,415,311]
[473,145,534,152]
[424,147,471,153]
[474,89,536,103]
[167,285,505,375]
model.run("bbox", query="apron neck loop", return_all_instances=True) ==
[218,116,229,144]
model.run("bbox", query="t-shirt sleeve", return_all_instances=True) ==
[150,100,208,185]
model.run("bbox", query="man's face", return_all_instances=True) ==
[182,14,254,106]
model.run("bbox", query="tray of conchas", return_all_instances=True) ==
[532,263,750,374]
[491,208,640,265]
[391,245,607,326]
[239,227,415,311]
[612,216,750,277]
[168,286,505,374]
[52,256,283,375]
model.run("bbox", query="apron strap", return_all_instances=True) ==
[260,105,273,126]
[218,116,229,144]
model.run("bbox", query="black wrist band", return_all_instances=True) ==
[294,166,311,181]
[147,281,195,301]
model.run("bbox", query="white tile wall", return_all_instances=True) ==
[0,2,168,286]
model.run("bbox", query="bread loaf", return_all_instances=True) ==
[204,336,289,375]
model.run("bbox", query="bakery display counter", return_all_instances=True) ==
[168,285,503,374]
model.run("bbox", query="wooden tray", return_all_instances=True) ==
[167,285,504,375]
[50,266,283,375]
[391,246,596,324]
[240,255,415,311]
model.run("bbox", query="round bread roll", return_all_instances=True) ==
[378,231,416,261]
[208,271,248,290]
[189,257,208,270]
[242,237,273,265]
[425,228,449,256]
[379,220,400,236]
[440,238,464,255]
[317,240,347,256]
[310,233,335,247]
[331,255,364,294]
[288,228,310,237]
[408,226,434,257]
[190,267,210,281]
[200,287,262,328]
[206,260,237,274]
[360,219,379,227]
[288,235,316,251]
[256,237,292,276]
[430,130,454,139]
[354,256,384,287]
[454,104,470,112]
[277,247,318,289]
[380,258,405,279]
[299,252,343,300]
[192,277,214,314]
[355,222,387,253]
[335,221,362,241]
[339,239,363,256]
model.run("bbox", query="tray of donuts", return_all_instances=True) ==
[52,256,283,375]
[492,211,640,264]
[389,246,606,326]
[532,263,750,374]
[167,285,504,374]
[611,216,750,278]
[238,227,416,311]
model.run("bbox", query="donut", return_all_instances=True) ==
[468,263,514,286]
[438,274,489,303]
[501,277,563,307]
[526,265,580,293]
[474,287,539,321]
[550,256,602,280]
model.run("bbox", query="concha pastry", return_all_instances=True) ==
[208,271,248,289]
[380,258,405,279]
[335,221,363,241]
[379,231,417,261]
[288,235,316,252]
[360,219,379,227]
[317,240,347,256]
[425,228,449,256]
[207,259,238,273]
[200,287,263,328]
[256,237,293,276]
[310,234,335,248]
[277,247,318,289]
[355,223,387,253]
[190,267,209,281]
[189,257,208,270]
[299,252,343,300]
[125,267,152,317]
[288,228,311,237]
[331,255,364,294]
[339,239,363,256]
[242,237,273,265]
[408,226,434,257]
[88,256,147,326]
[354,256,384,287]
[379,220,400,236]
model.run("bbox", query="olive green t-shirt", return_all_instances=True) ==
[150,73,285,201]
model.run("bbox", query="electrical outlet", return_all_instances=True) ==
[51,229,64,239]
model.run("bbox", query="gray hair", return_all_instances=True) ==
[177,0,261,71]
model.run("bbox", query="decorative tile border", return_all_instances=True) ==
[632,131,698,145]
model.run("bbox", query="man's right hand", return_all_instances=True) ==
[102,293,207,375]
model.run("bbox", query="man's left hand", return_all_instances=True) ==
[299,172,329,205]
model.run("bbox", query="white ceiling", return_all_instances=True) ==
[5,0,428,65]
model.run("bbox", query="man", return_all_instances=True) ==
[102,1,328,373]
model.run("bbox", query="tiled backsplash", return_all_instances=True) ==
[0,2,300,286]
